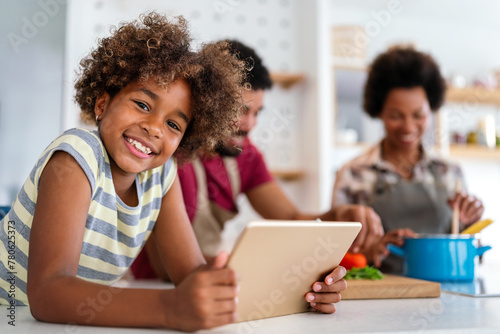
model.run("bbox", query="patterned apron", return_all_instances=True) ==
[368,162,453,273]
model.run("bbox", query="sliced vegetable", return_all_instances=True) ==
[339,252,367,270]
[344,266,384,280]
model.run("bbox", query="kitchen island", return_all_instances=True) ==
[2,278,499,334]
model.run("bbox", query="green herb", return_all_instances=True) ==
[344,266,384,280]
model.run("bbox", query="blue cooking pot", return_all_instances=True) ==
[388,234,491,282]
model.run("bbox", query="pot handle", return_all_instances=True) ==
[477,245,492,257]
[387,244,405,257]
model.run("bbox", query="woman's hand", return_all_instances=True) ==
[365,228,416,267]
[306,266,347,314]
[448,192,484,226]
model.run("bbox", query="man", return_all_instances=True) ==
[131,40,382,278]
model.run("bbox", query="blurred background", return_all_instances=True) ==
[1,0,499,264]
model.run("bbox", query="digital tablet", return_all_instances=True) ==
[227,220,361,322]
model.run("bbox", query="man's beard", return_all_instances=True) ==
[215,145,243,157]
[216,131,248,157]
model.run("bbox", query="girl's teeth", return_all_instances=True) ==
[127,138,152,154]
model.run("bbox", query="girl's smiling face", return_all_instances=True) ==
[379,86,431,152]
[95,78,192,178]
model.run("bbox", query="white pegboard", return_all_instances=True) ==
[64,0,306,170]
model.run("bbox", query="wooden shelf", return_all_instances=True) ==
[446,87,500,106]
[270,72,305,89]
[271,169,305,181]
[332,59,367,71]
[449,144,500,159]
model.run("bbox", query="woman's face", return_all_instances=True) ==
[379,87,431,152]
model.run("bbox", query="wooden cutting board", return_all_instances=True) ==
[342,274,441,299]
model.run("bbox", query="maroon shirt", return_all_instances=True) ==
[178,137,273,221]
[131,137,272,278]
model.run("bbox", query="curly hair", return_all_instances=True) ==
[363,46,447,118]
[223,39,273,91]
[74,12,245,160]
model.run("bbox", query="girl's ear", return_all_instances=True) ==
[94,92,110,119]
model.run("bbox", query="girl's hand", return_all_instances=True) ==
[306,266,347,314]
[163,252,238,331]
[448,192,484,226]
[366,228,415,267]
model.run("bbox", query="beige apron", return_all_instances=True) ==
[191,157,241,256]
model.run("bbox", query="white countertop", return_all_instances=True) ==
[3,278,500,334]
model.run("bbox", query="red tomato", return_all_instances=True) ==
[340,252,367,270]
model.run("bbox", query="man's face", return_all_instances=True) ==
[217,89,265,157]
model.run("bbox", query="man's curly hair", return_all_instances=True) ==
[363,46,446,118]
[74,12,245,160]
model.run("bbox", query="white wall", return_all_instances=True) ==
[0,0,66,205]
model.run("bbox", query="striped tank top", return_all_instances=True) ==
[0,128,176,305]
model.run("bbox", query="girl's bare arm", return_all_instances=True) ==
[27,152,237,330]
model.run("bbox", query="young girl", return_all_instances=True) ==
[0,12,347,331]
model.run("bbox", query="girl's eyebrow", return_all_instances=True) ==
[139,88,159,100]
[138,87,190,123]
[176,110,190,124]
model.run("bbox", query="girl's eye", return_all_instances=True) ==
[135,101,149,111]
[167,121,180,132]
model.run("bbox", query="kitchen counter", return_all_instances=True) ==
[3,278,500,334]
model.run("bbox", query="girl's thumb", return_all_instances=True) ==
[209,251,230,269]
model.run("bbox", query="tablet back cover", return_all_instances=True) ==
[227,220,361,322]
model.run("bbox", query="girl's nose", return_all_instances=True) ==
[141,116,162,138]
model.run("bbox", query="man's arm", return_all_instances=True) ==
[245,181,383,252]
[245,181,307,220]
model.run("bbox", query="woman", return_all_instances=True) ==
[332,46,484,272]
